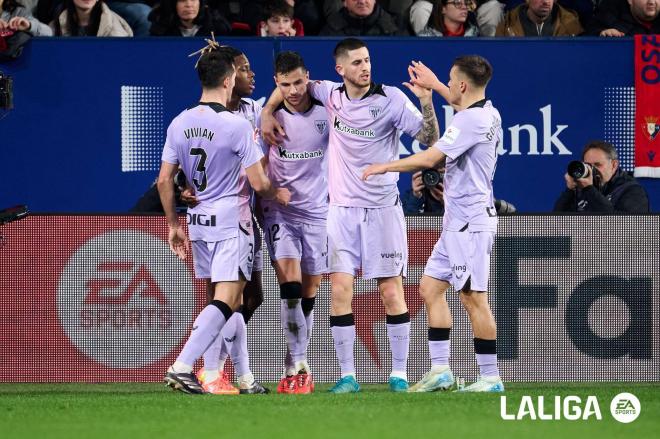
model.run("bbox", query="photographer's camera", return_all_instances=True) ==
[422,169,443,188]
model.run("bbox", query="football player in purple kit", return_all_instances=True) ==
[187,46,274,394]
[262,38,440,393]
[363,55,505,393]
[260,51,329,394]
[159,45,290,394]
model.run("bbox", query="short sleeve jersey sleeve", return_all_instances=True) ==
[433,111,477,160]
[161,119,179,164]
[308,80,339,104]
[234,119,264,168]
[388,87,423,138]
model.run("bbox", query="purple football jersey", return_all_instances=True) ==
[433,100,502,232]
[261,99,329,224]
[161,102,263,241]
[234,98,263,218]
[309,81,423,208]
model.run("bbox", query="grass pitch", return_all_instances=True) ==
[0,382,657,439]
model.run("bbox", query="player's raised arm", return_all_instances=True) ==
[409,61,453,107]
[363,147,446,180]
[157,161,189,259]
[260,87,286,144]
[403,65,439,146]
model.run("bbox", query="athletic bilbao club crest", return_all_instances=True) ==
[369,105,382,119]
[57,230,194,368]
[642,116,660,141]
[315,120,327,134]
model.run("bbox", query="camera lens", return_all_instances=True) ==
[422,169,442,188]
[567,161,590,179]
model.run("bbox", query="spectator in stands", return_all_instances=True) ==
[51,0,133,36]
[402,169,445,214]
[553,140,650,213]
[35,0,62,25]
[587,0,660,36]
[208,0,322,35]
[319,0,405,35]
[416,0,480,36]
[149,0,230,37]
[257,0,300,36]
[106,0,152,36]
[0,0,53,35]
[495,0,583,36]
[489,1,593,29]
[411,0,504,36]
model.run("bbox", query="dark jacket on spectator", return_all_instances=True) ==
[319,3,404,36]
[587,0,660,36]
[495,4,583,36]
[402,189,444,215]
[553,170,650,213]
[149,2,230,37]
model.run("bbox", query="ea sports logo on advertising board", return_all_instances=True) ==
[610,393,641,423]
[57,230,194,368]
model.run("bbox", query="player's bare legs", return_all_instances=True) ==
[460,290,496,339]
[378,275,411,391]
[420,277,452,328]
[274,259,319,393]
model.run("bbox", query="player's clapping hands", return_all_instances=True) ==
[403,64,433,100]
[408,61,443,91]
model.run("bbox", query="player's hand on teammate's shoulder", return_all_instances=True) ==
[260,110,286,145]
[275,187,291,206]
[168,226,189,260]
[362,163,388,181]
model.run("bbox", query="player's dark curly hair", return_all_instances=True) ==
[275,51,307,75]
[453,55,492,87]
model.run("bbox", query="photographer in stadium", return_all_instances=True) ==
[402,167,445,214]
[553,140,650,213]
[403,166,516,215]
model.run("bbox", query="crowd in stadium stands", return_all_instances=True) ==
[1,0,659,39]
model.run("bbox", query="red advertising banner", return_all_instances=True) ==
[0,216,207,382]
[2,215,659,383]
[634,34,660,178]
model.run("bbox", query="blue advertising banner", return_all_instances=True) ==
[1,37,658,212]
